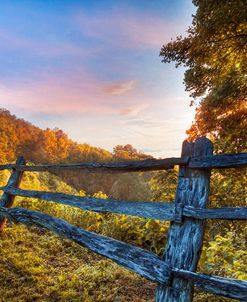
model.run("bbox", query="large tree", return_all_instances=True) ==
[160,0,247,153]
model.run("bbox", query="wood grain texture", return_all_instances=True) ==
[189,152,247,169]
[1,187,246,221]
[0,157,189,173]
[183,205,247,220]
[0,206,171,284]
[0,156,26,231]
[0,187,175,221]
[0,152,246,172]
[0,141,246,302]
[173,269,247,301]
[155,137,213,302]
[1,207,245,300]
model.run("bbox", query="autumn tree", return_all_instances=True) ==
[156,4,247,298]
[113,144,152,160]
[160,0,247,153]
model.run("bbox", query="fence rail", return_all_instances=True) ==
[1,186,246,221]
[0,152,246,173]
[0,137,246,301]
[0,206,246,300]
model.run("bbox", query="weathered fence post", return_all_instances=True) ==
[0,156,26,231]
[155,137,213,301]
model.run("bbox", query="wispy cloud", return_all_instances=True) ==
[0,72,149,115]
[118,103,150,116]
[124,117,164,127]
[76,9,183,50]
[103,80,137,95]
[0,1,195,158]
[0,7,183,58]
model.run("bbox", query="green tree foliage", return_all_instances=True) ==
[160,0,247,153]
[149,169,178,202]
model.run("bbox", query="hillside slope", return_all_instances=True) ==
[0,108,152,198]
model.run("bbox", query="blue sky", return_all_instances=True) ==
[0,0,195,157]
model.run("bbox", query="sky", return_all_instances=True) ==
[0,0,196,158]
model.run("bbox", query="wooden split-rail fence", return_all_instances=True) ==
[0,137,246,301]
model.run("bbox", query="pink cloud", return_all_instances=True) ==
[119,103,150,116]
[103,80,137,95]
[0,72,148,115]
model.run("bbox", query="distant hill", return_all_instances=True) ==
[0,108,152,198]
[0,108,113,164]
